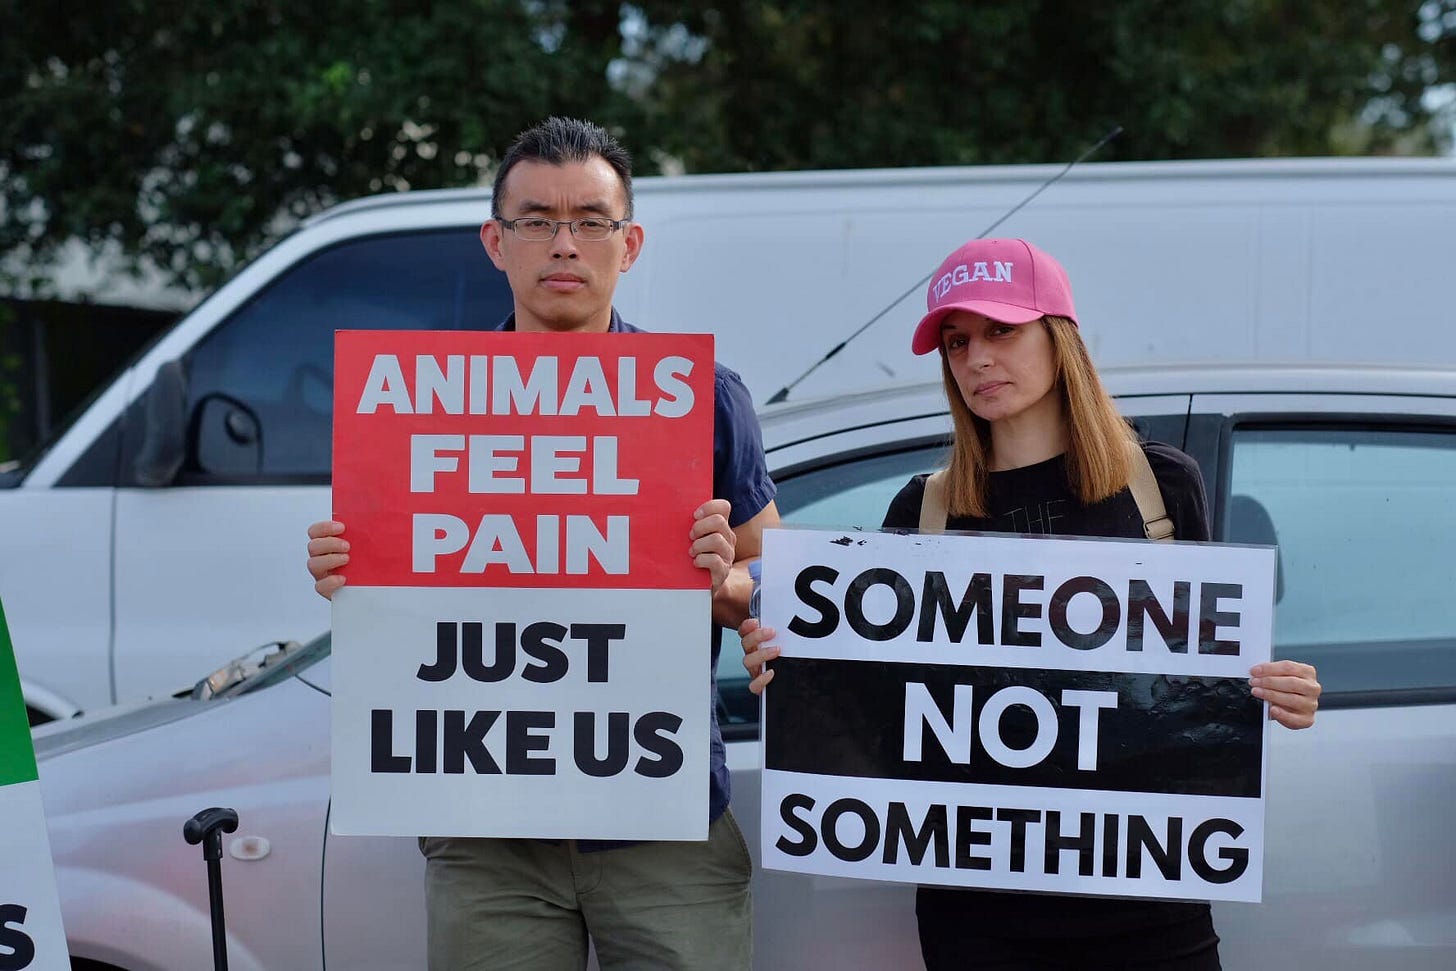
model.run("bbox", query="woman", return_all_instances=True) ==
[740,238,1322,970]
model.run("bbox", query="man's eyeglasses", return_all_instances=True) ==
[497,216,629,241]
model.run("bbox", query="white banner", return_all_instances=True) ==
[332,585,710,839]
[759,527,1274,902]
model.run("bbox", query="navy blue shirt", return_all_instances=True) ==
[491,310,776,842]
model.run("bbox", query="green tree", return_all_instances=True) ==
[0,0,637,292]
[627,0,1456,171]
[1,0,1452,293]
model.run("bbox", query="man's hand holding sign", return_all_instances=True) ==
[326,331,723,840]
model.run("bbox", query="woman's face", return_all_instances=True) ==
[941,310,1060,426]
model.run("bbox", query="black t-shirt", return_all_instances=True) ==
[882,441,1210,544]
[882,442,1214,938]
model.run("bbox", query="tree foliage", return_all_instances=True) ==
[0,0,635,291]
[630,0,1456,170]
[1,0,1453,293]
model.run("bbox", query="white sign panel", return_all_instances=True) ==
[759,528,1275,903]
[332,585,709,839]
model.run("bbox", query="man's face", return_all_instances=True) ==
[480,157,644,333]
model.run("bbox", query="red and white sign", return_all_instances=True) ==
[330,331,715,839]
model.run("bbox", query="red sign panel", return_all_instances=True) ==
[333,330,714,590]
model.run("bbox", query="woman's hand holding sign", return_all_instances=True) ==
[739,618,778,694]
[1249,660,1321,729]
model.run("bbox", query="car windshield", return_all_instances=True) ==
[0,365,125,487]
[1,430,60,487]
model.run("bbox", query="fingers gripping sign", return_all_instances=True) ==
[690,499,735,594]
[1248,660,1321,730]
[739,617,780,694]
[307,519,349,599]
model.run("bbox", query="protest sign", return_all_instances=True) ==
[330,331,714,840]
[759,527,1275,902]
[1,600,70,970]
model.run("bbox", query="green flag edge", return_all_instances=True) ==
[0,598,40,786]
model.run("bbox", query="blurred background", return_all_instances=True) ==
[2,0,1454,464]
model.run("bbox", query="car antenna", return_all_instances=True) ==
[764,126,1123,405]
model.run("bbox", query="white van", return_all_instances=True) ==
[35,364,1456,970]
[5,156,1456,721]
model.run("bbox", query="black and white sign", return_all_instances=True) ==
[759,528,1275,902]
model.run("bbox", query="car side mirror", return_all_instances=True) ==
[193,392,264,476]
[132,359,188,487]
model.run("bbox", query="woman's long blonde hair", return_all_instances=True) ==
[939,315,1137,518]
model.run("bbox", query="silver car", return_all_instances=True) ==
[38,364,1456,969]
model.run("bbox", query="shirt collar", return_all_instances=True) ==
[492,308,627,333]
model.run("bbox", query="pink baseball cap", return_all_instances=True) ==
[910,238,1078,355]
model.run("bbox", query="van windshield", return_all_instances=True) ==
[0,372,123,487]
[4,226,511,487]
[1,292,185,488]
[1,417,75,488]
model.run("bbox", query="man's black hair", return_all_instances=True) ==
[491,116,634,220]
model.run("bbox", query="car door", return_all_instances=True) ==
[724,395,1192,969]
[108,229,512,703]
[1185,393,1456,971]
[2,416,125,718]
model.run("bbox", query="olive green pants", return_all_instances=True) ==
[419,810,753,970]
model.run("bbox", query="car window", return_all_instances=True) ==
[766,414,1182,533]
[775,444,948,529]
[716,444,946,734]
[1226,426,1456,695]
[180,229,512,480]
[717,419,1192,732]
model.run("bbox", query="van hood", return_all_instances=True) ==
[34,635,329,759]
[32,695,208,760]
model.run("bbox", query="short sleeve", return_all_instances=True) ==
[1143,442,1211,542]
[881,475,930,530]
[712,364,777,528]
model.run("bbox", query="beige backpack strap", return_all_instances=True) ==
[1126,442,1175,542]
[919,470,949,533]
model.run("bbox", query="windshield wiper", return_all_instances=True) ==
[191,640,301,700]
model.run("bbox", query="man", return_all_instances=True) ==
[306,116,778,970]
